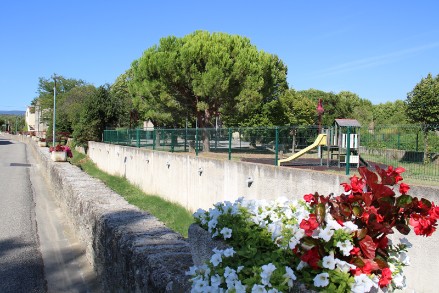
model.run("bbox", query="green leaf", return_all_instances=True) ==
[396,194,413,207]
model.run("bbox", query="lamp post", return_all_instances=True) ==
[52,75,57,147]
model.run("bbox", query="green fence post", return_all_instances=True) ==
[346,127,351,176]
[171,130,175,153]
[136,129,140,148]
[184,126,188,152]
[195,127,199,156]
[153,129,156,150]
[228,128,232,160]
[416,133,419,152]
[275,127,279,166]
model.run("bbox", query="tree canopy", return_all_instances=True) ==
[129,30,288,129]
[405,73,439,127]
[405,73,439,162]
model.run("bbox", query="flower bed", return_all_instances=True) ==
[49,144,73,162]
[187,166,438,292]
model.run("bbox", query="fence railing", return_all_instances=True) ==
[103,125,439,182]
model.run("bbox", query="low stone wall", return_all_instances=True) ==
[10,135,192,292]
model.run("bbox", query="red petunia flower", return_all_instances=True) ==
[386,166,405,184]
[303,193,314,203]
[299,214,319,236]
[409,214,437,237]
[340,183,352,193]
[429,203,439,220]
[350,247,360,256]
[399,182,410,194]
[379,268,392,287]
[350,175,364,193]
[300,247,320,270]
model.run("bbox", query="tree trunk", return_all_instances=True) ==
[202,128,210,152]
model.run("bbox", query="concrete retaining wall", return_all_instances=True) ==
[11,135,192,292]
[88,141,439,293]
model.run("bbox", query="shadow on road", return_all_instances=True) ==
[0,138,13,145]
[0,237,46,292]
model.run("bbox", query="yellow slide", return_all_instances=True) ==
[278,134,327,166]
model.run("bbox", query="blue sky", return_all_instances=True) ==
[1,1,438,111]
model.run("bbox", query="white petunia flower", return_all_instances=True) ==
[210,274,222,289]
[398,251,410,266]
[207,218,218,233]
[224,266,238,288]
[267,289,280,293]
[267,222,283,240]
[318,226,334,242]
[251,284,267,293]
[186,265,198,276]
[322,251,336,270]
[399,237,413,248]
[260,263,276,286]
[296,261,308,271]
[193,208,206,220]
[192,278,209,293]
[313,272,330,287]
[210,252,222,267]
[326,218,343,230]
[392,273,406,289]
[288,236,300,250]
[283,207,294,220]
[343,221,358,233]
[335,258,356,273]
[336,239,354,256]
[283,266,297,288]
[234,280,247,293]
[351,274,375,293]
[220,227,233,239]
[223,247,236,257]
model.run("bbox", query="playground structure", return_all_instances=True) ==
[278,119,362,168]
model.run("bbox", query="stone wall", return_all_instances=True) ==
[12,135,192,293]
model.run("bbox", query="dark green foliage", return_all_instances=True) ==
[405,73,439,162]
[73,85,121,145]
[129,31,289,150]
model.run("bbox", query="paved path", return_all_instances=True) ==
[0,136,101,292]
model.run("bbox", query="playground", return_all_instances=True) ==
[103,119,439,182]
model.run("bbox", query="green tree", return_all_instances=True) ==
[405,73,439,162]
[61,85,98,129]
[34,75,87,138]
[129,30,288,150]
[73,85,123,146]
[372,100,408,127]
[298,89,341,126]
[277,89,315,126]
[110,71,133,128]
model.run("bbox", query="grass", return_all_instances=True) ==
[69,149,194,237]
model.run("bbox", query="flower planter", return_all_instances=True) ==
[51,151,67,162]
[38,141,47,147]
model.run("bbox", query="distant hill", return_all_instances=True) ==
[0,110,25,115]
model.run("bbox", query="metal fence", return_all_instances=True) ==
[103,125,439,182]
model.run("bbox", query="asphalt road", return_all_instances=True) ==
[0,136,101,293]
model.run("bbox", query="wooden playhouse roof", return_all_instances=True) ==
[334,119,361,127]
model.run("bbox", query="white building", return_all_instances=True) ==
[25,104,48,136]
